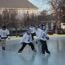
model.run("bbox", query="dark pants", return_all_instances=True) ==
[18,42,35,53]
[40,40,50,54]
[31,33,36,40]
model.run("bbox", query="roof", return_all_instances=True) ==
[0,0,38,9]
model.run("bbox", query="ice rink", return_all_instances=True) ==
[0,36,65,65]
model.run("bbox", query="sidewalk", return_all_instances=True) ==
[8,34,65,40]
[49,34,65,37]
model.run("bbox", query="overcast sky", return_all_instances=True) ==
[29,0,51,11]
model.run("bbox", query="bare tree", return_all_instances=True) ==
[0,14,2,27]
[2,9,19,36]
[2,9,9,26]
[49,0,62,33]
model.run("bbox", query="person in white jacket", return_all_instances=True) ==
[0,26,10,50]
[29,25,36,40]
[36,25,50,54]
[18,30,35,53]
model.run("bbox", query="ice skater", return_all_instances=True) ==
[18,30,36,53]
[36,24,50,54]
[0,26,10,50]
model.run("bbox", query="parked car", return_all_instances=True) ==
[9,28,27,36]
[48,29,54,35]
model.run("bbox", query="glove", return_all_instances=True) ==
[46,37,49,40]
